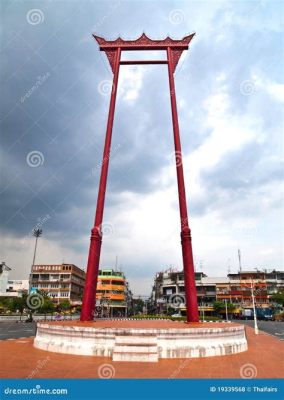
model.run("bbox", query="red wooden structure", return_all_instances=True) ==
[80,34,199,323]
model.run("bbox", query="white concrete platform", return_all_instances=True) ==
[34,321,248,362]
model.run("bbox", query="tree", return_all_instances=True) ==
[227,302,236,313]
[271,291,284,306]
[213,301,235,315]
[25,290,53,321]
[39,298,55,318]
[57,299,71,312]
[213,301,225,314]
[133,299,144,314]
[9,295,27,321]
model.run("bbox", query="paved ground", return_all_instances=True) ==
[0,325,283,379]
[232,319,284,339]
[0,321,36,340]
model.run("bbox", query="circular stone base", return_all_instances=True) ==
[34,320,248,362]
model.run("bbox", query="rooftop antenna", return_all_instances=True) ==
[115,255,118,272]
[238,249,242,273]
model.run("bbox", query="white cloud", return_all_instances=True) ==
[118,66,145,101]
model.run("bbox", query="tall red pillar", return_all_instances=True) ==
[80,48,121,321]
[167,47,199,323]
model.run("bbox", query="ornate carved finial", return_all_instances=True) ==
[93,33,195,73]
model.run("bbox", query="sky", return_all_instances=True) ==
[1,0,283,296]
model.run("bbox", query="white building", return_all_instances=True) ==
[6,279,29,297]
[0,262,12,295]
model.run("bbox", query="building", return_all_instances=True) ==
[0,262,11,295]
[96,268,133,317]
[6,280,29,297]
[0,263,28,298]
[150,267,284,317]
[150,269,209,315]
[30,264,85,305]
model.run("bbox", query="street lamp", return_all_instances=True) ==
[29,228,42,293]
[224,299,228,322]
[251,279,259,335]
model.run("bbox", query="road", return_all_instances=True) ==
[0,321,36,340]
[233,319,284,339]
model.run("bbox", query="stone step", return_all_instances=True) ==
[114,344,158,353]
[112,351,158,362]
[114,335,157,345]
[113,334,158,362]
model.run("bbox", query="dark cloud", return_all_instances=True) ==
[1,0,283,288]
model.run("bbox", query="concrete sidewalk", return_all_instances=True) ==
[0,326,283,379]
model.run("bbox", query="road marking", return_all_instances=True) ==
[260,331,284,340]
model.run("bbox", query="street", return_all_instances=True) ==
[232,319,284,339]
[0,321,36,340]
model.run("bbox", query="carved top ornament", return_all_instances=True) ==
[93,33,195,73]
[93,33,195,48]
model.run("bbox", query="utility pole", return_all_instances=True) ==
[251,279,259,335]
[224,299,228,322]
[29,228,42,293]
[238,249,242,273]
[227,258,232,302]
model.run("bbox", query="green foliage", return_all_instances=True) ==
[38,298,55,314]
[213,301,235,314]
[133,299,144,313]
[271,291,284,306]
[133,314,169,319]
[213,301,226,313]
[57,300,71,311]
